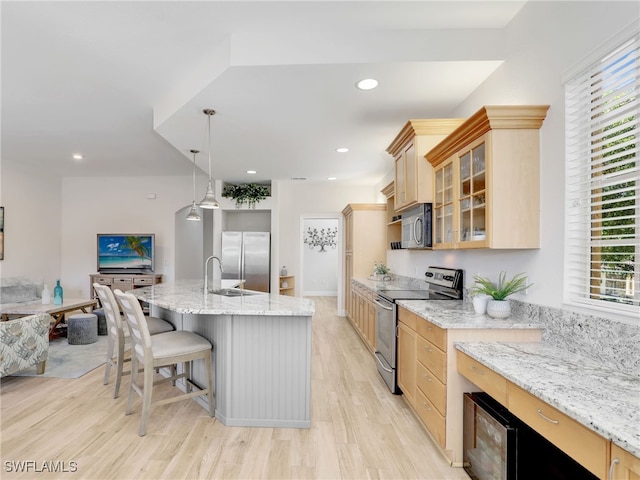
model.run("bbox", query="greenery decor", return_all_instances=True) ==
[374,262,390,275]
[222,183,270,208]
[471,271,530,300]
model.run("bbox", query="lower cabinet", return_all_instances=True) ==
[610,443,640,479]
[396,306,541,466]
[347,281,376,352]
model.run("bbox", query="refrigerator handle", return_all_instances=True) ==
[239,243,244,280]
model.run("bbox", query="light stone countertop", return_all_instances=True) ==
[455,341,640,457]
[128,279,315,316]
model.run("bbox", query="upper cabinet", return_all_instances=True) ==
[426,105,549,250]
[386,119,465,212]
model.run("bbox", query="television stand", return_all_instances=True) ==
[89,273,162,310]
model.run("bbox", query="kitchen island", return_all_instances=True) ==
[130,280,315,428]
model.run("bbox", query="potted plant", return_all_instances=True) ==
[470,271,530,318]
[373,262,391,280]
[222,183,270,209]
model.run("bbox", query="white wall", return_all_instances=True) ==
[385,1,639,322]
[60,176,194,297]
[0,161,62,290]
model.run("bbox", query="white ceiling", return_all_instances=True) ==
[1,1,526,186]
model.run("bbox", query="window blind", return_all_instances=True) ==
[565,32,640,315]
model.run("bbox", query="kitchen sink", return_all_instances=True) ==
[208,288,261,297]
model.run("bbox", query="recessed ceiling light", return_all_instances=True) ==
[246,170,257,174]
[328,177,337,181]
[336,147,349,153]
[356,78,379,90]
[72,154,83,160]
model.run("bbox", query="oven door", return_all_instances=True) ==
[374,295,399,393]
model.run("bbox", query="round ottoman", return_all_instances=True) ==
[67,313,98,345]
[94,308,108,335]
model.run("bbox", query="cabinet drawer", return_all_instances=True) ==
[133,276,156,285]
[456,350,507,405]
[416,362,446,416]
[416,317,446,351]
[610,443,640,479]
[398,307,416,330]
[508,383,608,479]
[415,388,446,448]
[92,276,112,285]
[416,337,446,384]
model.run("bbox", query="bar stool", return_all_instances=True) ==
[93,283,174,398]
[114,289,215,437]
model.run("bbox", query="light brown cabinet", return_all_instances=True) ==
[342,204,386,322]
[386,119,465,212]
[381,181,401,250]
[397,305,541,466]
[427,105,549,249]
[610,443,640,479]
[349,281,376,352]
[397,310,417,406]
[279,275,295,296]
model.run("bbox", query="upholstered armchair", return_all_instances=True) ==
[0,313,51,377]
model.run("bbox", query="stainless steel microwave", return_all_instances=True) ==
[401,203,433,249]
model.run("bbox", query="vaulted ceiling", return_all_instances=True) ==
[1,1,526,185]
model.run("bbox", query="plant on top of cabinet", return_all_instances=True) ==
[222,183,270,208]
[426,105,549,250]
[386,119,465,212]
[471,271,531,319]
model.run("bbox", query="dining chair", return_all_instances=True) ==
[93,283,174,398]
[113,289,215,436]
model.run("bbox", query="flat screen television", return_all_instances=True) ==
[97,234,155,273]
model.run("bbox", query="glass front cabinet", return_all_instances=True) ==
[428,105,549,250]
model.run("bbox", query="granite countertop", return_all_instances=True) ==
[353,276,542,330]
[129,280,315,316]
[455,342,640,457]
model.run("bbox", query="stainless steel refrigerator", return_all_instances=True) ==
[221,231,270,292]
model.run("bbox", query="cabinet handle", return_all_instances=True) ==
[536,409,559,424]
[422,403,432,411]
[471,365,485,375]
[608,458,619,480]
[423,374,432,382]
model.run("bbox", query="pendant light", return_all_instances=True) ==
[198,108,220,209]
[186,149,201,221]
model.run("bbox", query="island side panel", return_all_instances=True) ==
[229,314,312,428]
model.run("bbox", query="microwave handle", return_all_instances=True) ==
[414,217,423,245]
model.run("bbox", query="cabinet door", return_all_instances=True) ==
[397,321,417,406]
[457,138,487,247]
[394,141,417,210]
[610,443,640,480]
[433,159,455,248]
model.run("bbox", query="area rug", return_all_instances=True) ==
[12,336,108,379]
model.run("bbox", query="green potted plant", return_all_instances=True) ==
[372,262,391,280]
[470,271,530,318]
[222,183,270,209]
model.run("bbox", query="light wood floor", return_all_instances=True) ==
[1,297,470,480]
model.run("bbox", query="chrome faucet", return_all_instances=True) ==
[204,255,223,293]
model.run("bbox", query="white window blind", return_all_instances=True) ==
[565,31,640,316]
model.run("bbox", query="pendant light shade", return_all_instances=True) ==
[199,108,220,209]
[186,149,201,221]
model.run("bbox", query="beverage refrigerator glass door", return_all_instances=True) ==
[401,204,433,249]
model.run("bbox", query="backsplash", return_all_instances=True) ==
[510,299,640,377]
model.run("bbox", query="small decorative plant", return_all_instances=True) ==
[471,271,530,300]
[374,262,390,275]
[222,183,270,208]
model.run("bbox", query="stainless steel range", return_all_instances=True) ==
[374,266,463,394]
